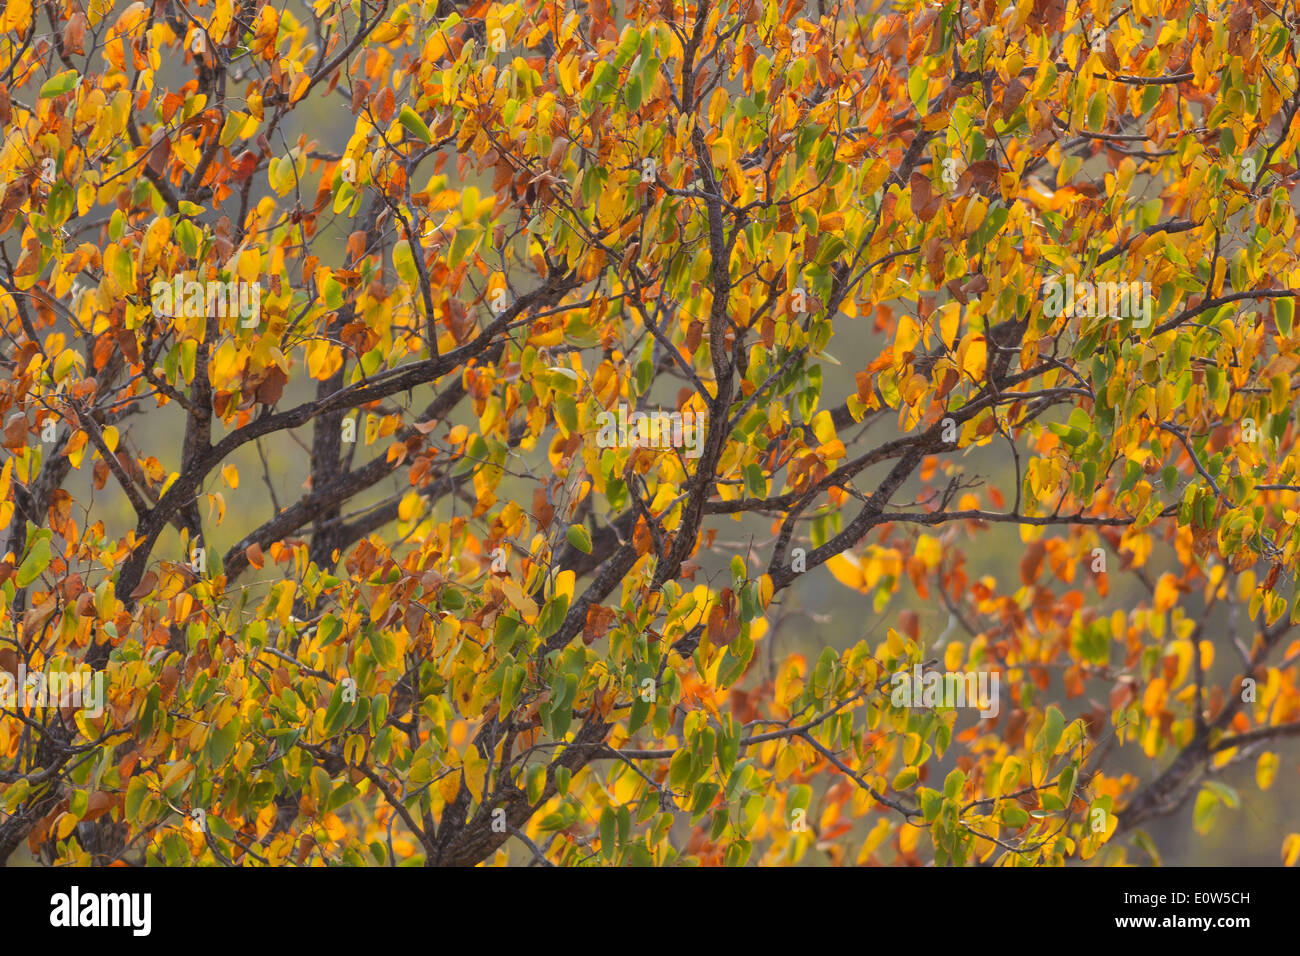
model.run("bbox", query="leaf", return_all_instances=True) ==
[129,570,159,600]
[1000,804,1029,827]
[207,718,240,765]
[1193,788,1219,835]
[1086,91,1106,130]
[1257,752,1278,790]
[1201,780,1239,809]
[566,524,592,554]
[943,769,965,800]
[891,767,918,789]
[398,106,432,143]
[54,811,78,841]
[16,538,51,588]
[1284,833,1300,866]
[39,70,79,98]
[392,240,418,288]
[1276,297,1294,337]
[1040,705,1064,757]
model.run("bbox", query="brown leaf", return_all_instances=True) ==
[583,604,616,645]
[62,12,87,54]
[909,171,932,211]
[22,598,58,647]
[3,412,27,449]
[129,570,159,600]
[346,230,367,261]
[147,128,171,176]
[1019,537,1046,583]
[1001,78,1027,113]
[532,486,554,530]
[159,666,180,701]
[351,80,370,115]
[898,609,920,641]
[374,87,395,123]
[965,159,1000,192]
[547,136,569,171]
[82,791,114,823]
[255,366,287,406]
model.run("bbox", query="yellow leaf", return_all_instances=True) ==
[53,348,81,383]
[810,409,836,445]
[707,86,727,127]
[55,811,79,841]
[826,553,864,590]
[221,463,239,489]
[398,491,422,522]
[500,578,538,618]
[438,769,462,805]
[938,302,961,350]
[101,425,119,453]
[462,748,487,803]
[1257,751,1279,790]
[856,817,892,863]
[1285,833,1300,866]
[958,334,987,381]
[1153,573,1179,612]
[160,759,193,791]
[862,159,890,196]
[898,822,922,854]
[915,534,942,568]
[895,314,920,357]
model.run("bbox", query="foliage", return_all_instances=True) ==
[2,0,1300,866]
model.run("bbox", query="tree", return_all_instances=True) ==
[1,0,1299,867]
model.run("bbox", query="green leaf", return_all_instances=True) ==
[1193,788,1219,835]
[1087,92,1106,131]
[392,240,418,288]
[1276,297,1294,337]
[1057,764,1076,799]
[566,524,592,554]
[892,766,918,789]
[943,768,966,800]
[175,219,201,259]
[1201,780,1239,809]
[599,807,616,859]
[39,71,79,98]
[907,63,929,113]
[206,717,240,765]
[16,538,51,588]
[398,106,432,144]
[920,788,944,822]
[124,776,149,824]
[1000,804,1029,827]
[1041,705,1065,756]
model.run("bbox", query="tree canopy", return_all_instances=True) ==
[2,0,1300,866]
